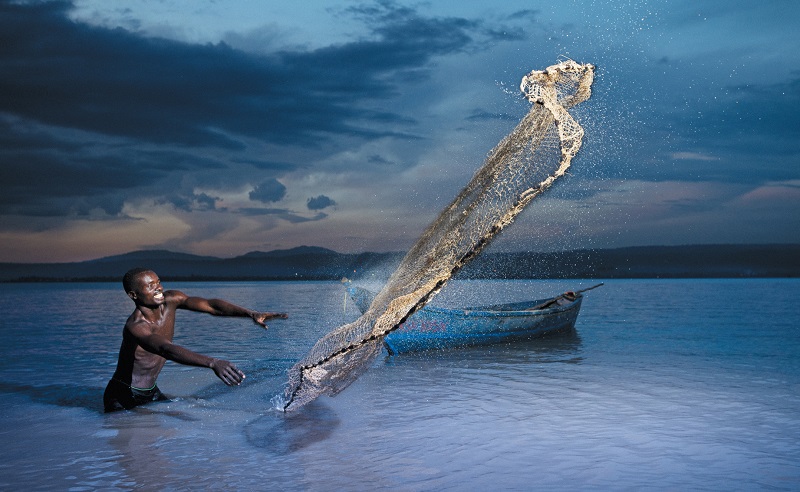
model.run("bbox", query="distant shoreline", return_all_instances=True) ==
[1,244,798,282]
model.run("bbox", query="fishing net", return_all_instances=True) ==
[278,60,595,411]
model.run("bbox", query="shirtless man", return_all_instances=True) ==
[104,267,288,412]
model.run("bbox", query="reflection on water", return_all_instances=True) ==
[245,402,340,455]
[0,382,104,411]
[105,413,179,488]
[382,327,583,368]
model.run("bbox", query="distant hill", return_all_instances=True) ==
[0,246,399,282]
[1,244,798,282]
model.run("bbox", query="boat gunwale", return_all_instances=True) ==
[346,285,582,318]
[429,297,582,317]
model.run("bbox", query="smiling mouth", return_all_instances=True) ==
[154,292,164,300]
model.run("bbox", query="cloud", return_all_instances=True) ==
[734,180,800,207]
[0,0,510,224]
[2,0,798,262]
[238,207,328,223]
[307,195,336,210]
[0,114,230,217]
[161,192,219,212]
[507,9,540,22]
[249,179,287,203]
[367,154,395,166]
[232,158,301,172]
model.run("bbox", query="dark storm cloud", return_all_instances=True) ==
[344,1,476,57]
[0,119,228,215]
[0,144,170,216]
[161,192,219,213]
[0,0,395,148]
[0,0,505,220]
[307,195,336,210]
[0,115,83,152]
[249,179,287,203]
[233,158,304,172]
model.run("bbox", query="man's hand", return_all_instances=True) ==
[209,358,245,386]
[250,311,288,329]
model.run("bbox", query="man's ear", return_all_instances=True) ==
[128,291,137,301]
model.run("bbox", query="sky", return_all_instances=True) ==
[1,0,799,263]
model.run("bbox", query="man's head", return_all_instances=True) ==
[122,267,151,294]
[122,268,164,306]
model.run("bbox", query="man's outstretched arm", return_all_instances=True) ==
[135,329,245,386]
[172,291,288,328]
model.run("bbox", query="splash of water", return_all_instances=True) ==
[279,60,595,411]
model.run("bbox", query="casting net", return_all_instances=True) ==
[277,60,595,411]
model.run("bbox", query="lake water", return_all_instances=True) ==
[0,278,798,490]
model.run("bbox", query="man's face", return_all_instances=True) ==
[129,271,165,306]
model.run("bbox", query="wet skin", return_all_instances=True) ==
[110,271,288,390]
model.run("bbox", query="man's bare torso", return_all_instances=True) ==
[114,292,180,389]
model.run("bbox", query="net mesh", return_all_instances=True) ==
[278,60,595,411]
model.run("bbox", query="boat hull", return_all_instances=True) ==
[346,286,583,354]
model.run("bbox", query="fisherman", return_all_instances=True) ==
[104,267,287,412]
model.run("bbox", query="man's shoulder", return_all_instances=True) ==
[164,289,188,303]
[123,313,151,335]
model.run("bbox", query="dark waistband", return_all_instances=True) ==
[111,377,157,392]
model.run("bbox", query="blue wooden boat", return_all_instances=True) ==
[346,283,601,354]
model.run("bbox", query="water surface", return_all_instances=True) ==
[0,279,798,490]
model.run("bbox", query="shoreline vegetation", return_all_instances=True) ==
[1,244,799,282]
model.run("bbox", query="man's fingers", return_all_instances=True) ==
[216,362,245,385]
[227,366,245,385]
[251,312,287,329]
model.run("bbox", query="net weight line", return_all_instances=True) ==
[279,60,595,412]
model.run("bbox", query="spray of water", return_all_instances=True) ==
[277,60,595,412]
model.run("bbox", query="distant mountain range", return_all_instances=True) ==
[1,244,798,282]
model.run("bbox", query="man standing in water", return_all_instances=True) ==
[104,267,288,412]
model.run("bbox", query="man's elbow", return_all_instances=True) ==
[153,342,178,359]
